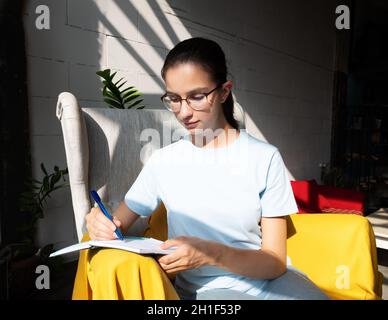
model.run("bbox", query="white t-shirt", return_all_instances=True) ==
[124,129,298,299]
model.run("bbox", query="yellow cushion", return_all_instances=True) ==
[145,203,383,300]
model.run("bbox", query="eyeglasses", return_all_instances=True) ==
[160,84,222,112]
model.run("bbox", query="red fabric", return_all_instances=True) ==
[290,180,320,213]
[290,180,365,215]
[317,185,365,215]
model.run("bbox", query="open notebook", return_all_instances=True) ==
[49,236,177,258]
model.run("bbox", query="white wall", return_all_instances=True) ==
[23,0,337,248]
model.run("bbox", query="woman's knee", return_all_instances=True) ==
[89,248,157,273]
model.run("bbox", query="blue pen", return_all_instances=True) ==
[90,190,124,240]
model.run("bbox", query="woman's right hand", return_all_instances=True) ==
[85,207,122,240]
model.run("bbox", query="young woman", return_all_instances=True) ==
[86,37,329,300]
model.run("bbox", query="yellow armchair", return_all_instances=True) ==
[285,213,383,299]
[72,202,383,300]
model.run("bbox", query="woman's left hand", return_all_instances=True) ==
[156,236,217,275]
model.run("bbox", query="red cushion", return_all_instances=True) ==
[290,180,321,213]
[317,185,365,215]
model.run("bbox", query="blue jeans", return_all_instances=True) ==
[193,266,330,300]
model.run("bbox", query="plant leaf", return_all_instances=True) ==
[102,90,120,103]
[105,81,122,103]
[110,71,117,79]
[40,163,48,176]
[104,98,123,109]
[96,69,111,80]
[43,176,49,191]
[116,81,127,91]
[103,90,116,100]
[123,93,142,104]
[121,88,136,98]
[50,173,61,188]
[126,99,144,109]
[114,77,124,85]
[97,69,144,110]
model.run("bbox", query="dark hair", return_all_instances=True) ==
[161,37,239,130]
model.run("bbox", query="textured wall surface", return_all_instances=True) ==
[23,0,337,248]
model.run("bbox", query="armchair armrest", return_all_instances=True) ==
[286,214,383,299]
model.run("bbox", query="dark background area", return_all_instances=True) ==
[0,0,32,300]
[333,0,388,213]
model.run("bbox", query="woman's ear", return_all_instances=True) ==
[221,80,233,103]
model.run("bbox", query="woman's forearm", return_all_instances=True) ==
[208,241,286,280]
[113,201,140,233]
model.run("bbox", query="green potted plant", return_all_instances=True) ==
[8,163,69,298]
[96,69,145,109]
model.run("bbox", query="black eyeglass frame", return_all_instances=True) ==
[160,84,223,111]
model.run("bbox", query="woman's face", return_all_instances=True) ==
[164,62,232,133]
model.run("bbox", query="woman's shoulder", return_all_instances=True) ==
[243,129,279,156]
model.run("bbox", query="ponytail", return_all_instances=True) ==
[222,92,239,130]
